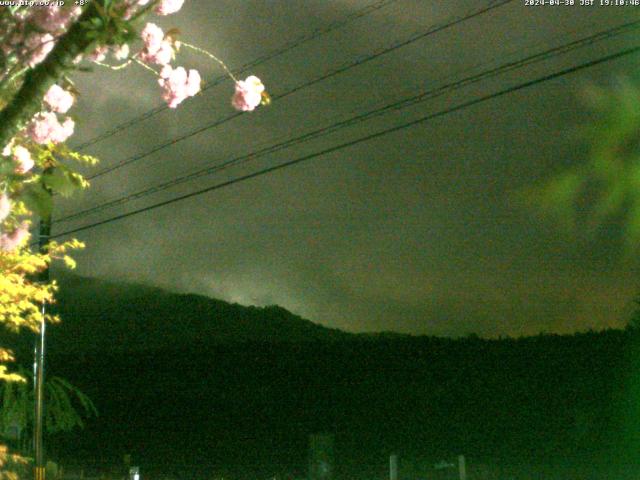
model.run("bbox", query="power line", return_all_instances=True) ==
[54,20,640,225]
[85,0,515,181]
[72,0,402,152]
[47,44,640,241]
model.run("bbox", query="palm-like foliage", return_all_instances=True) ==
[0,367,97,451]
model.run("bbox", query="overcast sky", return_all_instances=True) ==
[49,0,640,337]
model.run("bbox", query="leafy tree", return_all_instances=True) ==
[0,1,268,476]
[0,1,267,381]
[0,367,97,454]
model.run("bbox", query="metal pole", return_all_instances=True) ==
[458,455,466,480]
[33,210,51,480]
[389,454,398,480]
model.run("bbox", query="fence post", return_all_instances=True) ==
[458,455,466,480]
[389,454,398,480]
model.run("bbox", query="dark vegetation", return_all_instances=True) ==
[4,276,640,479]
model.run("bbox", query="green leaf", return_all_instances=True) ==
[90,16,104,28]
[21,183,52,218]
[0,159,15,176]
[42,168,83,197]
[85,30,100,41]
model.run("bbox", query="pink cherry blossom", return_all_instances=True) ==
[155,0,185,15]
[141,23,163,52]
[88,45,109,63]
[26,112,58,144]
[26,112,75,145]
[0,194,10,223]
[231,76,265,112]
[146,41,173,66]
[44,84,74,114]
[12,146,34,174]
[30,5,81,33]
[25,33,55,67]
[113,44,130,61]
[122,2,140,21]
[139,23,173,66]
[158,65,201,108]
[50,117,75,143]
[0,221,29,252]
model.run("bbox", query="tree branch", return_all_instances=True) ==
[0,5,100,149]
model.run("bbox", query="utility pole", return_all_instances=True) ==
[33,202,51,480]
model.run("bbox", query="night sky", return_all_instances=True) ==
[50,0,640,337]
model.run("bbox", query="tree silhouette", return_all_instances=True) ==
[0,367,97,454]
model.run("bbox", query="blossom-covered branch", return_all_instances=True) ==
[0,4,95,149]
[0,0,272,400]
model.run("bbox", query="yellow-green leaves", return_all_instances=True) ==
[42,165,88,197]
[20,182,52,218]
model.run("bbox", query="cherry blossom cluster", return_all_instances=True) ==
[25,83,76,145]
[0,83,74,182]
[232,76,266,112]
[2,144,34,175]
[0,1,184,70]
[83,0,183,63]
[158,65,201,108]
[136,23,267,110]
[0,220,29,252]
[1,1,268,111]
[139,22,174,66]
[26,111,75,145]
[30,5,82,34]
[0,185,28,253]
[0,0,270,253]
[2,134,36,175]
[0,5,81,68]
[127,2,267,110]
[0,81,76,251]
[0,141,34,251]
[136,21,201,108]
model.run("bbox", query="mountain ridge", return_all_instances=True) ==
[4,274,355,355]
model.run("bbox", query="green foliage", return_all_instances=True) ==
[0,367,97,440]
[41,167,86,198]
[530,79,640,252]
[0,3,163,473]
[81,0,156,50]
[19,183,52,219]
[44,376,97,432]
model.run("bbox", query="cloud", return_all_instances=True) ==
[53,0,640,337]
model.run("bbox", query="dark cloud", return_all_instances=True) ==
[52,0,640,336]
